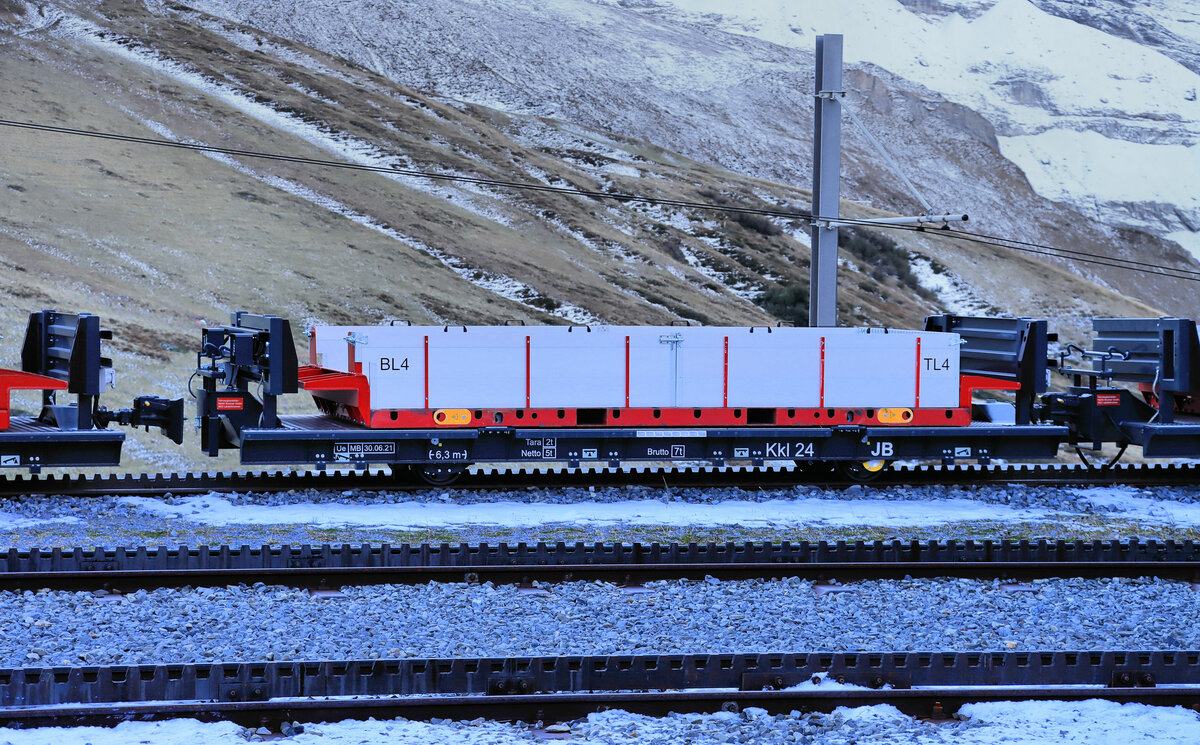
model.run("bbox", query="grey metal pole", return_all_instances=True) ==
[809,34,843,327]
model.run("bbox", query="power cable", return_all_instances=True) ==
[0,118,810,220]
[2,117,1196,282]
[879,223,1200,283]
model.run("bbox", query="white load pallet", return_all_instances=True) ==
[309,325,961,411]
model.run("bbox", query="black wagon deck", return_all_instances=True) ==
[234,415,1068,469]
[0,417,125,470]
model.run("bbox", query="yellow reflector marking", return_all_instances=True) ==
[862,459,887,472]
[433,409,471,425]
[877,408,913,423]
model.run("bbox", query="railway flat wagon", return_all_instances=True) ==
[195,312,1072,483]
[0,310,183,471]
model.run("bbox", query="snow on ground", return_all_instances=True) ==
[787,227,812,248]
[48,9,616,323]
[1070,485,1200,526]
[955,698,1200,745]
[1166,229,1200,262]
[0,513,76,531]
[601,162,641,178]
[659,0,1198,129]
[909,254,996,315]
[3,699,1199,744]
[689,237,764,303]
[116,492,1055,529]
[998,130,1200,222]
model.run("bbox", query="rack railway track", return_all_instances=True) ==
[3,539,1198,593]
[2,461,1200,498]
[1,651,1197,728]
[3,541,1198,729]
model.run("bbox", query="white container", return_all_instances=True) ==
[309,324,962,411]
[726,328,822,407]
[529,326,627,408]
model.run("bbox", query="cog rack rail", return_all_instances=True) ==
[4,461,1200,498]
[3,539,1198,592]
[1,651,1198,727]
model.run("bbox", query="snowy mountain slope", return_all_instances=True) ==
[633,0,1200,255]
[1027,0,1200,76]
[176,0,1200,319]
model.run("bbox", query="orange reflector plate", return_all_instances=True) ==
[877,408,913,423]
[433,409,472,425]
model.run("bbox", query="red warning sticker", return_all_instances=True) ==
[216,397,244,411]
[1095,393,1121,406]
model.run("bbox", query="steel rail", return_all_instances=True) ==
[2,461,1200,498]
[0,651,1196,728]
[2,540,1197,592]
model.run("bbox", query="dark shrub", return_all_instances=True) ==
[761,284,809,326]
[730,212,782,236]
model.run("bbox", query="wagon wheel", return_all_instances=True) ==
[836,459,891,483]
[416,464,467,486]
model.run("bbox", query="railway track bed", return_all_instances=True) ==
[3,539,1200,593]
[2,651,1199,729]
[5,473,1200,561]
[2,542,1198,737]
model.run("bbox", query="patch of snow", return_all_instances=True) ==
[677,241,756,304]
[788,227,812,248]
[909,254,995,315]
[782,672,879,692]
[999,130,1200,223]
[0,509,77,531]
[130,116,599,325]
[955,699,1200,745]
[0,716,530,745]
[640,203,697,233]
[601,162,641,178]
[1166,230,1200,262]
[172,11,366,89]
[8,700,1198,744]
[0,719,246,745]
[117,493,1056,529]
[51,13,520,229]
[8,3,65,37]
[830,703,911,721]
[691,236,764,302]
[1069,485,1200,526]
[549,216,647,266]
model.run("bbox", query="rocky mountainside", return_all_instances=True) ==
[180,0,1200,313]
[0,0,1188,468]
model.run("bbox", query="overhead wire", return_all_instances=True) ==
[2,117,1196,283]
[867,221,1200,282]
[0,118,806,219]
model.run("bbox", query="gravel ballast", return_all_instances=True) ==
[2,482,1199,548]
[2,575,1194,667]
